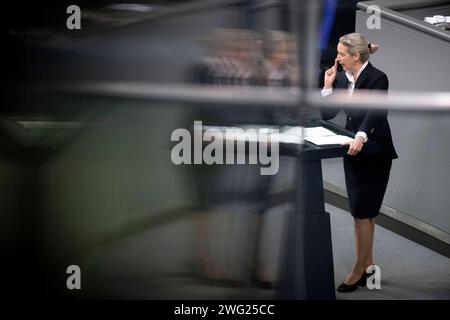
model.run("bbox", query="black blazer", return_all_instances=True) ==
[321,62,398,159]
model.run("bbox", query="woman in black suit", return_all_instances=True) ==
[321,33,398,292]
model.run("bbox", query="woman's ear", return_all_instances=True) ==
[353,52,361,62]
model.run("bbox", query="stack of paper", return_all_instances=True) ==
[305,135,354,145]
[303,126,354,145]
[424,15,450,24]
[280,126,354,145]
[304,126,336,137]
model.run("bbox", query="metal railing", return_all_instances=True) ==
[54,82,450,112]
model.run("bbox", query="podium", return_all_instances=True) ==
[202,119,353,299]
[277,120,351,300]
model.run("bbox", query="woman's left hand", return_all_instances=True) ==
[342,136,364,156]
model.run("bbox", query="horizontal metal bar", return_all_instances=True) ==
[54,82,450,112]
[55,82,301,108]
[307,90,450,112]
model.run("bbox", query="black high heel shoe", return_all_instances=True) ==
[337,272,367,293]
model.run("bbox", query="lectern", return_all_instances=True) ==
[277,120,352,300]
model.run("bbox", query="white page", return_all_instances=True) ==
[305,135,354,145]
[282,126,337,138]
[303,126,336,137]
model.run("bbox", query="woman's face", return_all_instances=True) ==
[336,42,359,72]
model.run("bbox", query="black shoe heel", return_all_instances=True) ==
[337,272,367,293]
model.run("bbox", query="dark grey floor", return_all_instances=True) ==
[328,203,450,300]
[84,202,450,299]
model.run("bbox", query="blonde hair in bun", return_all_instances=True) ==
[339,33,380,63]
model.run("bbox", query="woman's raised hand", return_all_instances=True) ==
[324,59,338,89]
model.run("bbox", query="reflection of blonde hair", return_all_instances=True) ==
[205,28,259,51]
[339,33,379,63]
[262,31,300,87]
[264,30,295,58]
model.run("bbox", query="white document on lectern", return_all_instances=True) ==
[282,126,336,138]
[303,126,336,137]
[280,126,354,145]
[302,126,354,145]
[305,135,354,145]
